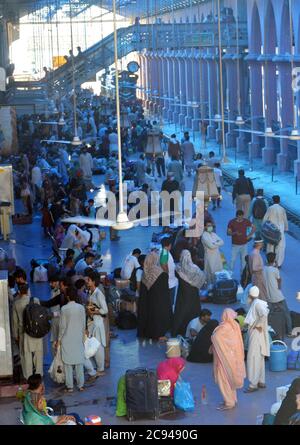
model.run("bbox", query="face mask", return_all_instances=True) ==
[207,226,213,233]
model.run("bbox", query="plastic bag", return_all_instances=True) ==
[174,379,195,412]
[177,336,191,359]
[84,336,100,359]
[49,345,65,384]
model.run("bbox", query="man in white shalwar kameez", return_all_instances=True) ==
[244,286,270,393]
[79,146,94,189]
[263,195,288,267]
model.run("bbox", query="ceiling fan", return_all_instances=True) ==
[40,139,73,145]
[61,211,181,231]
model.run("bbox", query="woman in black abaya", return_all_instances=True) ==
[137,251,172,340]
[187,319,219,363]
[172,250,206,337]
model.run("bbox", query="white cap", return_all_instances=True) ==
[249,286,260,298]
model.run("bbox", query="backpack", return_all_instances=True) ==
[33,265,48,283]
[252,198,267,220]
[23,298,52,338]
[116,310,137,330]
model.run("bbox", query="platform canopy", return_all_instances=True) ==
[0,0,209,20]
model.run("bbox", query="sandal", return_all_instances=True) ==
[64,388,74,393]
[243,387,258,393]
[216,405,235,411]
[78,387,85,392]
[258,383,266,389]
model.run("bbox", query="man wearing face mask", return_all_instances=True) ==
[244,286,270,393]
[201,222,224,284]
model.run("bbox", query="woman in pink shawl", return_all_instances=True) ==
[211,308,246,410]
[157,358,186,396]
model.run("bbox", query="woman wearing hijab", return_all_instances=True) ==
[157,358,185,396]
[275,378,300,425]
[211,308,246,410]
[187,319,219,363]
[172,250,206,337]
[137,251,172,340]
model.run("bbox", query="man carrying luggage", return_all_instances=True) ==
[12,285,44,380]
[263,195,288,268]
[264,252,294,338]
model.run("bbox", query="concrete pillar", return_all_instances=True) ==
[262,61,277,165]
[248,60,263,160]
[191,50,201,132]
[167,52,175,122]
[185,54,193,129]
[178,52,187,128]
[144,53,151,110]
[207,54,218,140]
[199,52,208,124]
[156,52,164,116]
[173,53,181,124]
[294,79,300,177]
[225,52,238,148]
[140,54,147,104]
[277,62,293,171]
[162,53,169,119]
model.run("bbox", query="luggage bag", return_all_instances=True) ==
[211,279,238,304]
[125,368,159,421]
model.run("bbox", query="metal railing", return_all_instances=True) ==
[43,21,247,93]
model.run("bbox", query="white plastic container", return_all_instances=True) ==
[166,338,181,358]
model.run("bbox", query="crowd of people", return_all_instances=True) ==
[1,90,298,425]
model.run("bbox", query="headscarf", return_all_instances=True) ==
[176,250,206,289]
[275,378,300,425]
[142,251,163,290]
[157,358,186,396]
[211,308,246,389]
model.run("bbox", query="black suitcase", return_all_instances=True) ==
[268,305,286,340]
[212,279,238,304]
[126,368,159,421]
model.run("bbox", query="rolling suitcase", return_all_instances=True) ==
[268,305,286,340]
[126,368,159,421]
[211,279,238,304]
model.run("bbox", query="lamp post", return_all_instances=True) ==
[112,0,133,230]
